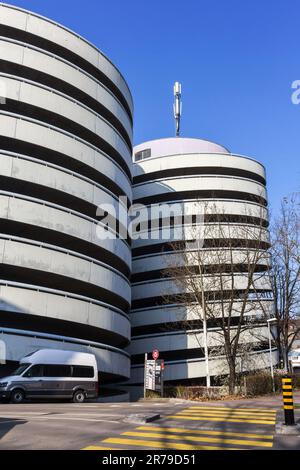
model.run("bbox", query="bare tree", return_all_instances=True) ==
[162,201,272,394]
[258,195,300,371]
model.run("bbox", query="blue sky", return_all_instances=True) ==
[2,0,300,212]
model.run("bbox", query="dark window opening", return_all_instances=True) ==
[72,366,94,378]
[135,148,151,161]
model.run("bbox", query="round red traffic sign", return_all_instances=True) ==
[152,349,159,360]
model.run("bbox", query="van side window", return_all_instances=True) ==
[72,366,94,378]
[23,364,44,378]
[43,365,72,377]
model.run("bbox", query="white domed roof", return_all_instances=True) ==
[133,137,230,161]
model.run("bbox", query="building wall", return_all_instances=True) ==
[129,137,274,392]
[0,4,133,383]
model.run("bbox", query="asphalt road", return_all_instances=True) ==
[0,398,299,450]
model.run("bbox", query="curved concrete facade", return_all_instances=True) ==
[129,137,273,390]
[0,4,132,383]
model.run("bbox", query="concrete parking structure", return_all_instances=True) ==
[0,3,133,387]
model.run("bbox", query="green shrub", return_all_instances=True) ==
[292,374,300,389]
[245,372,273,396]
[245,370,299,397]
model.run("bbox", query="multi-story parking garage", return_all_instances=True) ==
[128,137,275,396]
[0,4,132,385]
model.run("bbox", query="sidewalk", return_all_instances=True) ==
[158,390,300,409]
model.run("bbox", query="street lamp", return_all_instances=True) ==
[267,318,277,393]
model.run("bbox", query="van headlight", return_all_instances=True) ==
[0,382,8,388]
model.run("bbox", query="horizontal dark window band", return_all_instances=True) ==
[0,264,130,313]
[0,60,132,147]
[0,136,131,202]
[133,166,266,186]
[0,310,129,348]
[132,239,271,258]
[0,99,132,179]
[131,342,269,365]
[134,214,269,233]
[131,289,272,309]
[131,264,269,283]
[1,92,131,154]
[0,218,130,279]
[0,175,131,245]
[131,318,266,337]
[134,190,267,207]
[0,25,133,120]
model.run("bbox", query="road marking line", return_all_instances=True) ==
[0,412,48,416]
[83,445,121,450]
[186,406,276,413]
[177,409,276,417]
[61,413,123,417]
[122,431,273,448]
[0,416,120,424]
[103,437,241,450]
[180,408,275,415]
[40,417,120,423]
[168,415,275,425]
[176,411,276,420]
[137,426,274,439]
[185,407,276,414]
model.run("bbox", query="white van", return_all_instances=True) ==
[0,349,98,403]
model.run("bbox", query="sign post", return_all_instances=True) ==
[144,350,164,397]
[143,353,147,398]
[161,360,164,397]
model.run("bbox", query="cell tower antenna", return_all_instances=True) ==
[173,82,182,137]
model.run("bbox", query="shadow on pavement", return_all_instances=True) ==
[0,417,26,441]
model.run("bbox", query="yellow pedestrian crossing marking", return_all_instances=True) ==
[185,406,277,413]
[84,445,122,450]
[82,405,276,450]
[176,410,275,419]
[102,437,241,450]
[168,406,277,425]
[169,415,275,425]
[137,425,274,439]
[121,431,273,448]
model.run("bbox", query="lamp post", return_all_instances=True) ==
[200,269,210,389]
[267,318,277,393]
[202,305,211,389]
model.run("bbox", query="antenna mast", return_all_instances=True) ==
[173,82,182,137]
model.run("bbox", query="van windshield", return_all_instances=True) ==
[12,363,31,376]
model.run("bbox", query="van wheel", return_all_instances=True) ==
[73,390,85,403]
[11,389,25,404]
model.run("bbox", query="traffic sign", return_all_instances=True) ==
[152,349,159,360]
[145,360,156,391]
